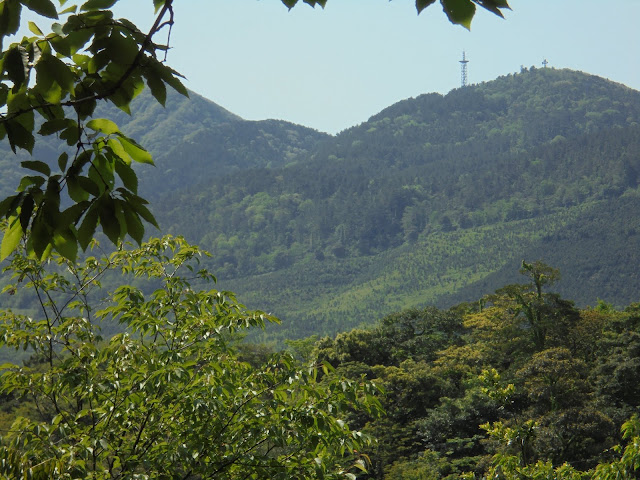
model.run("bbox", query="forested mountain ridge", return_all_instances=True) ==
[146,68,640,340]
[0,88,329,202]
[2,68,639,342]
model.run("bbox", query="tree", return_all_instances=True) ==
[0,0,511,262]
[0,235,382,478]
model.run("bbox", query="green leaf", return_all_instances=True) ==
[442,0,476,29]
[98,195,122,245]
[39,53,76,93]
[28,21,44,35]
[150,60,188,97]
[19,194,33,231]
[80,0,118,11]
[67,176,90,202]
[107,137,130,165]
[39,118,75,136]
[0,0,22,37]
[87,118,120,135]
[116,136,153,165]
[22,0,58,19]
[58,152,69,172]
[114,159,138,193]
[4,45,28,86]
[52,227,77,260]
[153,0,164,13]
[21,160,51,176]
[5,120,35,154]
[0,194,20,218]
[416,0,437,14]
[77,202,99,250]
[145,71,167,106]
[29,211,52,260]
[121,202,144,245]
[0,217,23,261]
[128,196,159,229]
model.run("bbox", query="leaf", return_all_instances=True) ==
[116,136,153,165]
[58,152,69,172]
[0,0,22,37]
[39,53,76,93]
[39,118,75,136]
[67,176,90,202]
[18,194,34,230]
[80,0,118,11]
[22,0,58,19]
[98,195,122,245]
[77,202,99,250]
[107,137,130,165]
[121,202,144,245]
[416,0,437,14]
[5,120,35,154]
[87,118,120,135]
[0,217,23,261]
[4,45,28,86]
[114,159,138,193]
[52,227,77,261]
[442,0,476,30]
[21,160,51,176]
[0,194,20,218]
[28,21,44,35]
[145,71,167,106]
[128,196,159,229]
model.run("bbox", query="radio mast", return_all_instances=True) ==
[460,51,469,87]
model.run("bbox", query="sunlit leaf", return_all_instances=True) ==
[116,136,153,165]
[0,216,23,261]
[87,118,120,135]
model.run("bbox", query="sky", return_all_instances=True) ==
[104,1,638,134]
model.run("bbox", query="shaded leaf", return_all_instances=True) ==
[22,0,58,19]
[442,0,476,29]
[21,160,51,176]
[416,0,437,14]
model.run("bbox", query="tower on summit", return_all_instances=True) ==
[460,51,469,87]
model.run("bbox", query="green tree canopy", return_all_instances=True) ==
[0,235,382,478]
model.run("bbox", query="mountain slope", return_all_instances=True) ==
[151,68,640,339]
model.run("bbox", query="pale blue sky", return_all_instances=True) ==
[111,1,638,133]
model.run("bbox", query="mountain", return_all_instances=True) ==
[151,67,640,340]
[2,67,640,342]
[0,88,329,202]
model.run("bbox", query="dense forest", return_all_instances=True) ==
[2,249,639,479]
[2,67,640,343]
[3,1,639,478]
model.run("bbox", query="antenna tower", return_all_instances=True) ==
[459,51,469,87]
[542,58,549,68]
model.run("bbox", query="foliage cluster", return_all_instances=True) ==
[0,236,382,479]
[307,262,640,479]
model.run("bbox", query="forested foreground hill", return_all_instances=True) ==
[301,261,640,479]
[152,67,640,339]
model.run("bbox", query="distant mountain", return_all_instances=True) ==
[2,67,639,342]
[150,67,640,340]
[0,88,329,201]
